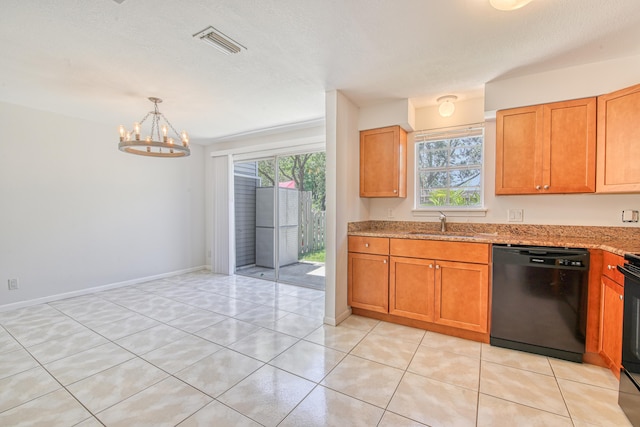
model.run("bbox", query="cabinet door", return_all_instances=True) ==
[599,276,624,377]
[389,256,434,322]
[495,105,544,195]
[434,261,489,333]
[348,252,389,313]
[360,126,407,198]
[597,83,640,193]
[602,251,625,284]
[544,98,596,193]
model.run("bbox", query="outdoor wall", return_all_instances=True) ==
[0,102,206,309]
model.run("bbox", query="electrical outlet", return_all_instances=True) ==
[508,208,524,222]
[8,278,18,290]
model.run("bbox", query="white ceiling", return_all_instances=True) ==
[2,0,640,144]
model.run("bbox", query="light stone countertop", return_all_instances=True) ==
[348,221,640,256]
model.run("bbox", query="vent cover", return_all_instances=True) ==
[193,26,246,55]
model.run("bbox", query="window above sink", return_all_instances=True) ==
[414,123,485,211]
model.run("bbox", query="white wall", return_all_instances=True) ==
[485,54,640,112]
[366,56,640,227]
[359,99,415,132]
[415,98,485,130]
[0,102,206,308]
[325,90,368,325]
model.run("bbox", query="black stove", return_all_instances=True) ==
[617,253,640,426]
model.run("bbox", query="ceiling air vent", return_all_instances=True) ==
[193,26,246,55]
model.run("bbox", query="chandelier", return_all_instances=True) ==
[118,97,190,157]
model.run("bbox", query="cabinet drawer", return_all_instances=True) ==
[602,251,625,284]
[390,239,489,264]
[348,236,389,255]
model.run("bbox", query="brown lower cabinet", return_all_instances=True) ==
[598,251,625,378]
[348,252,389,314]
[599,276,624,376]
[389,257,434,322]
[389,257,489,333]
[434,260,489,333]
[348,236,490,341]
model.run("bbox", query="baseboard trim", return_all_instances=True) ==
[323,307,352,326]
[0,266,208,313]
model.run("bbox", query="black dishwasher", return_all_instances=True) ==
[491,245,589,363]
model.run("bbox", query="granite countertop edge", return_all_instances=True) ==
[347,230,640,256]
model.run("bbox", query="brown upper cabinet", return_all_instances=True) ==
[360,126,407,197]
[495,97,596,195]
[597,83,640,193]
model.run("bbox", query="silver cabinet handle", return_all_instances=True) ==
[608,265,612,270]
[393,189,398,193]
[365,243,369,248]
[620,294,624,301]
[435,265,440,269]
[536,185,541,190]
[543,185,549,190]
[383,259,387,264]
[429,264,433,269]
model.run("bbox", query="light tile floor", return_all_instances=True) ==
[0,271,632,426]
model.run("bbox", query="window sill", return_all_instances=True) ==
[412,208,488,218]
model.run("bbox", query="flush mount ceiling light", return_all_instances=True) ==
[193,26,246,55]
[437,95,458,118]
[490,0,534,11]
[118,97,190,158]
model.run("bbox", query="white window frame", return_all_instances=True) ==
[413,123,486,216]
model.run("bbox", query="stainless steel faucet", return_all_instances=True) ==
[439,211,447,232]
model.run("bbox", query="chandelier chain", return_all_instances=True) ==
[159,112,182,140]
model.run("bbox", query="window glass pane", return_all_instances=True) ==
[417,145,448,168]
[450,146,481,166]
[415,127,484,209]
[419,171,447,188]
[450,169,481,187]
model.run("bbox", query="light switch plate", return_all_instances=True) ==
[622,210,639,223]
[508,209,524,222]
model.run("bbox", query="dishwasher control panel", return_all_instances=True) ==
[529,257,583,267]
[556,259,584,267]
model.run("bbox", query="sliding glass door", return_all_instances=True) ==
[233,152,325,289]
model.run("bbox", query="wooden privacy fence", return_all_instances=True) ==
[298,191,326,256]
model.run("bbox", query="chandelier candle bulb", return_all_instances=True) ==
[118,125,126,141]
[133,122,141,140]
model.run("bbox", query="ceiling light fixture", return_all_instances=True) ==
[437,95,457,118]
[118,97,190,158]
[490,0,534,11]
[193,26,246,55]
